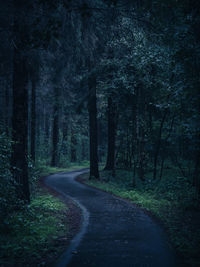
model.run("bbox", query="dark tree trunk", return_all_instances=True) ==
[11,51,29,202]
[11,0,30,203]
[11,52,29,202]
[135,86,145,181]
[132,95,136,186]
[153,109,168,179]
[193,134,200,198]
[88,66,99,179]
[159,114,175,179]
[105,96,116,171]
[70,128,77,162]
[81,139,86,161]
[5,81,10,135]
[59,113,68,158]
[30,78,36,162]
[51,87,60,167]
[44,108,50,140]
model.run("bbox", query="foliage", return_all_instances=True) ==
[0,188,67,266]
[0,132,22,220]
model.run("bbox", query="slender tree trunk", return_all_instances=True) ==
[81,138,86,161]
[132,96,136,186]
[70,127,77,162]
[153,109,168,179]
[51,87,60,167]
[135,86,145,181]
[5,81,10,135]
[30,78,36,162]
[44,108,50,140]
[105,96,116,171]
[159,114,175,179]
[88,64,99,179]
[59,114,68,159]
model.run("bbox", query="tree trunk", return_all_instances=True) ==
[11,0,30,203]
[5,81,10,135]
[88,65,99,179]
[105,96,116,171]
[11,51,29,202]
[153,109,168,179]
[159,113,175,179]
[135,86,145,181]
[70,127,77,162]
[30,78,36,162]
[193,134,200,198]
[81,138,86,161]
[51,87,60,167]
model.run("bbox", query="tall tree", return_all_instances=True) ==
[51,86,60,166]
[104,96,116,171]
[11,0,30,202]
[88,59,99,179]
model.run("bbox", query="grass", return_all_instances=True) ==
[0,188,67,266]
[0,163,89,266]
[37,161,89,177]
[82,168,200,267]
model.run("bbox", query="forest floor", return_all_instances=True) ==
[1,166,199,266]
[80,169,200,267]
[45,169,175,267]
[0,164,88,266]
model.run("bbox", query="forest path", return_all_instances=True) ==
[45,169,175,267]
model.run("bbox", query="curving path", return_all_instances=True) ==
[45,169,175,267]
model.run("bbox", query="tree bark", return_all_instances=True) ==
[70,127,77,162]
[135,86,145,181]
[51,87,60,166]
[193,133,200,198]
[30,78,36,162]
[5,81,10,136]
[105,96,116,171]
[11,0,30,203]
[153,109,168,179]
[88,64,99,179]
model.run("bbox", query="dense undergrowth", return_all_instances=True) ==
[0,162,88,266]
[0,187,67,266]
[83,168,200,267]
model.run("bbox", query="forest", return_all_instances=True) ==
[0,0,200,266]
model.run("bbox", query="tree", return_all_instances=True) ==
[88,59,99,179]
[51,86,60,166]
[11,0,30,202]
[104,96,116,171]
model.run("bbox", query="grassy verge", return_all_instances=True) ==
[0,188,67,266]
[37,161,89,177]
[82,169,200,267]
[0,164,88,266]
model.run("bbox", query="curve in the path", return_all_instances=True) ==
[45,169,175,267]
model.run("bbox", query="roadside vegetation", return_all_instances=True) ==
[82,166,200,267]
[0,162,88,266]
[0,186,67,266]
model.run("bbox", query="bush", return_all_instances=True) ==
[0,132,21,223]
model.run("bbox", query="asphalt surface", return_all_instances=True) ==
[45,169,175,267]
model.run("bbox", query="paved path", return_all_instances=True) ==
[45,169,175,267]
